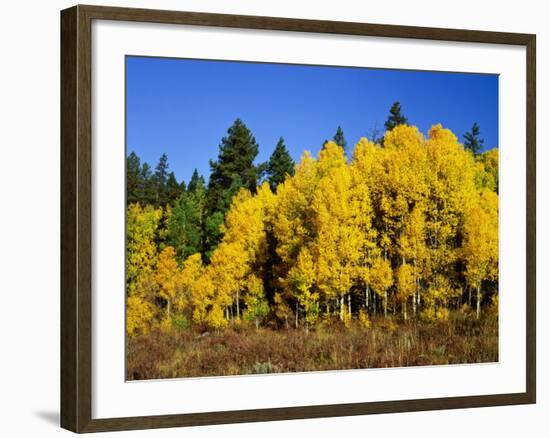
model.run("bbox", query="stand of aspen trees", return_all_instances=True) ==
[126,124,498,337]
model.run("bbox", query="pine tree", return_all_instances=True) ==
[153,153,170,206]
[332,126,347,151]
[206,119,261,255]
[127,151,142,205]
[187,168,205,193]
[207,119,260,212]
[384,101,408,132]
[166,172,182,206]
[167,176,206,261]
[323,126,347,153]
[204,176,244,258]
[138,162,156,205]
[266,137,295,192]
[463,122,484,155]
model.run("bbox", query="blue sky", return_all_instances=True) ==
[126,56,498,184]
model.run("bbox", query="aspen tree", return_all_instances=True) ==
[155,246,179,318]
[463,189,498,319]
[288,247,319,331]
[370,257,393,317]
[313,142,363,320]
[126,203,163,336]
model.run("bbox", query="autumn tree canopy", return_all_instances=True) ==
[126,121,498,336]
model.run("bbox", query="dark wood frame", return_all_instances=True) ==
[61,4,536,433]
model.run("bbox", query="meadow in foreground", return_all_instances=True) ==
[127,310,498,380]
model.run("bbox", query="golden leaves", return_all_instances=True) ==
[126,123,499,332]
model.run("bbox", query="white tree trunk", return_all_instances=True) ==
[476,286,481,319]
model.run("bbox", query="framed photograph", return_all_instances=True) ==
[60,4,536,433]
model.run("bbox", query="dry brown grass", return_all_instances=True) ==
[126,312,498,380]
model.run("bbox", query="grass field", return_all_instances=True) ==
[126,311,498,380]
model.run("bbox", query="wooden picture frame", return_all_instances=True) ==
[61,4,536,433]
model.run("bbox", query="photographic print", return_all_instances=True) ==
[125,56,499,380]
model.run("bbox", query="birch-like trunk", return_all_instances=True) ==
[476,286,481,319]
[413,259,417,315]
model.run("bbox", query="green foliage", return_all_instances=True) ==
[167,190,203,262]
[463,122,484,155]
[153,153,169,206]
[266,137,295,192]
[244,276,270,328]
[171,314,190,330]
[323,126,347,153]
[333,126,347,149]
[166,171,183,206]
[208,118,260,210]
[384,101,408,132]
[187,168,205,193]
[127,152,142,205]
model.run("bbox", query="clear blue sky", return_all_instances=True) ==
[126,56,498,185]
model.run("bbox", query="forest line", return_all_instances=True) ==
[126,104,498,336]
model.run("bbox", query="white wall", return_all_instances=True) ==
[0,0,546,436]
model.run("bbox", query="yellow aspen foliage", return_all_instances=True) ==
[191,273,212,325]
[420,274,460,322]
[178,253,204,313]
[423,124,478,312]
[475,148,499,192]
[313,142,364,319]
[273,292,293,328]
[126,294,156,337]
[208,242,247,321]
[369,257,393,317]
[126,203,163,294]
[204,182,275,327]
[272,152,319,267]
[155,246,179,318]
[349,139,379,310]
[358,309,372,329]
[289,247,319,329]
[126,122,499,336]
[462,188,498,318]
[206,302,228,330]
[126,203,163,335]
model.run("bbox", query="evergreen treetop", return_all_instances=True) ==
[207,118,260,211]
[267,137,295,192]
[463,122,485,155]
[384,101,408,132]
